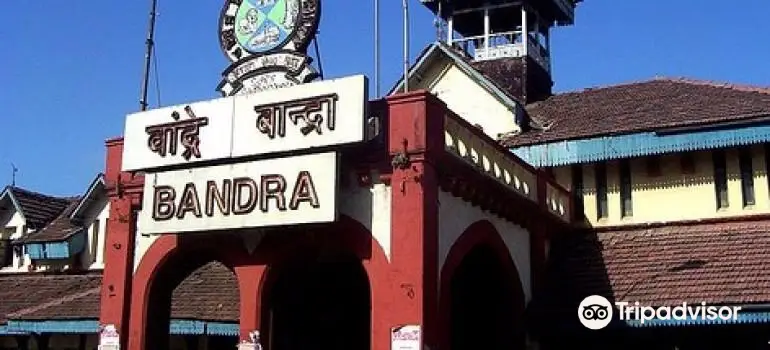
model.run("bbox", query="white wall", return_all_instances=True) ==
[1,211,31,273]
[421,62,520,139]
[0,196,109,274]
[438,190,532,303]
[81,199,110,270]
[338,175,392,261]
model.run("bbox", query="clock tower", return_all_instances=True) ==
[421,0,581,103]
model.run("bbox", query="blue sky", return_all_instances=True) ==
[0,0,769,196]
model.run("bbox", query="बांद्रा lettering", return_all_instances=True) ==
[151,171,320,221]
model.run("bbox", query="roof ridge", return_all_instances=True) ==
[653,76,770,94]
[552,76,770,98]
[551,78,664,97]
[10,186,74,202]
[6,287,100,319]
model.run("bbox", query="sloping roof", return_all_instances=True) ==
[547,216,770,308]
[2,187,74,230]
[504,78,770,147]
[0,273,102,324]
[70,174,106,221]
[170,261,239,322]
[4,262,240,323]
[7,287,100,321]
[20,200,83,243]
[389,42,523,113]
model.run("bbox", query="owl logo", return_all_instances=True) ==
[582,304,610,320]
[578,295,613,330]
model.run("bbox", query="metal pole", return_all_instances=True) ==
[402,0,410,93]
[374,0,381,97]
[139,0,158,111]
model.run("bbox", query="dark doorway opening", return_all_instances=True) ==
[449,245,524,350]
[262,253,371,350]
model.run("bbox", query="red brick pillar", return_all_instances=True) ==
[234,264,266,342]
[99,138,143,350]
[382,92,444,350]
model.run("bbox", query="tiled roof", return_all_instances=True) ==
[170,261,239,322]
[20,200,84,243]
[503,78,770,147]
[7,187,74,230]
[8,287,100,321]
[0,273,102,324]
[547,217,770,307]
[4,262,240,323]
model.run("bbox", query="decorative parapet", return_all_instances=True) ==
[444,113,571,223]
[544,181,570,221]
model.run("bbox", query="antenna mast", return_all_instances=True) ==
[402,0,410,93]
[139,0,159,112]
[374,0,381,97]
[10,164,17,187]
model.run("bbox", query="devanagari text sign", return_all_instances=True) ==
[122,97,235,171]
[231,74,368,157]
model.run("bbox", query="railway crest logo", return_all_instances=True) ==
[217,0,321,96]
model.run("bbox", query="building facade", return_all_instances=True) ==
[0,178,107,349]
[399,0,770,348]
[3,0,770,349]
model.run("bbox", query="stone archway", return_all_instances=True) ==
[440,220,527,350]
[251,215,389,350]
[169,261,240,349]
[260,253,371,350]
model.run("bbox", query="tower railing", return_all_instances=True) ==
[451,31,550,71]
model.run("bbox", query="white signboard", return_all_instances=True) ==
[139,152,339,234]
[391,325,421,350]
[121,75,368,172]
[231,74,368,158]
[122,97,235,172]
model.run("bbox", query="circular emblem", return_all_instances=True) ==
[219,0,320,62]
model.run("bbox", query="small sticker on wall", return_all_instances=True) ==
[98,324,120,350]
[391,324,421,350]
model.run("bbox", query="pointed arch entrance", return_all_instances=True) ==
[130,234,253,350]
[260,252,371,350]
[440,220,527,350]
[251,216,382,350]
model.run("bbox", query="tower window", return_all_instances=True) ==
[571,164,584,220]
[713,150,729,209]
[595,163,608,219]
[739,147,755,207]
[620,159,633,217]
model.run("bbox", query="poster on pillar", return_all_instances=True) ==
[391,325,421,350]
[139,152,339,234]
[98,324,120,350]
